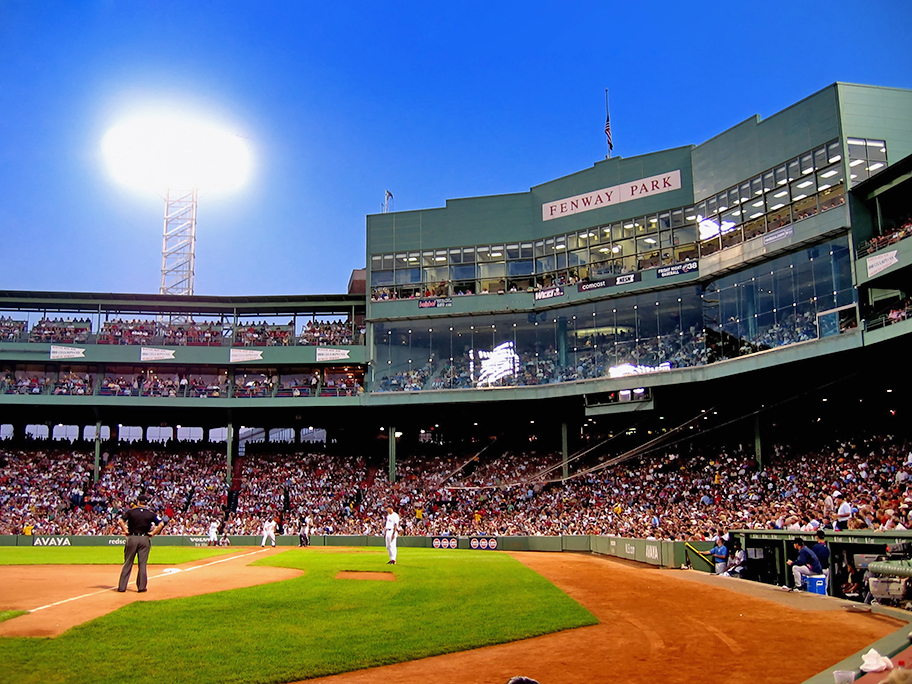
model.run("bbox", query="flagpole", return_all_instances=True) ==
[605,88,612,159]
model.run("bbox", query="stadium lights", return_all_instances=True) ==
[102,110,251,297]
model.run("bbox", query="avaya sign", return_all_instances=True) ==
[542,170,682,221]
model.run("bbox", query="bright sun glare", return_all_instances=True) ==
[102,113,251,192]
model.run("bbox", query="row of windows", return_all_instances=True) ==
[371,237,855,391]
[371,139,871,299]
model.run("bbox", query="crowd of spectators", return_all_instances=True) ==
[98,319,156,345]
[0,318,26,341]
[298,320,362,346]
[3,434,912,545]
[29,318,92,343]
[859,216,912,257]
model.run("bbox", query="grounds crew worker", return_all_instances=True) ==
[117,494,166,593]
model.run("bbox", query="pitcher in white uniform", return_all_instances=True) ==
[384,506,400,565]
[261,517,277,548]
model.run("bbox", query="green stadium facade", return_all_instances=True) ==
[1,82,911,460]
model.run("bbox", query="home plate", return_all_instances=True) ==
[162,568,183,574]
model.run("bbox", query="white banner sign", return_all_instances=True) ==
[230,349,263,363]
[140,347,176,361]
[50,345,85,359]
[316,348,351,362]
[542,169,682,221]
[867,250,899,279]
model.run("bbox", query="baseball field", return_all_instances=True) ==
[0,546,905,684]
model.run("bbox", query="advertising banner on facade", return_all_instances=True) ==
[656,261,699,278]
[534,287,564,301]
[418,298,453,309]
[50,346,85,359]
[469,537,498,550]
[140,347,176,361]
[542,169,682,221]
[577,271,642,293]
[867,250,899,278]
[432,536,459,549]
[230,349,263,363]
[315,348,351,361]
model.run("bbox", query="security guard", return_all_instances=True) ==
[117,495,166,593]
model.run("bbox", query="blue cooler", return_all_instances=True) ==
[806,575,827,595]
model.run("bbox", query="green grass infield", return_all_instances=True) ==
[0,547,597,684]
[0,546,237,565]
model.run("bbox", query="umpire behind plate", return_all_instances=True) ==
[117,494,167,593]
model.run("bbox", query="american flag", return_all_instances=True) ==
[605,111,613,150]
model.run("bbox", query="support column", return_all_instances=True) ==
[13,422,26,442]
[388,426,396,484]
[226,423,235,486]
[754,414,763,470]
[94,421,102,483]
[110,424,120,444]
[561,422,569,480]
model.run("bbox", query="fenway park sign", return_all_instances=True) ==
[542,170,682,221]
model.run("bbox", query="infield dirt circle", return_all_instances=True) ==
[0,548,902,683]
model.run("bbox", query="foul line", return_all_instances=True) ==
[29,548,268,613]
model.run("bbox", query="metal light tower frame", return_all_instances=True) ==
[160,188,198,296]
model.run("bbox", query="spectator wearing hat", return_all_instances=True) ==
[834,492,853,530]
[811,530,830,590]
[787,537,822,591]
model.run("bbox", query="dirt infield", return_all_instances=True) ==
[0,548,905,683]
[301,552,906,684]
[0,548,300,637]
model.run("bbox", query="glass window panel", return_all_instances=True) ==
[762,171,775,193]
[706,196,718,216]
[555,236,567,252]
[787,159,800,182]
[827,141,842,164]
[700,236,721,257]
[536,255,555,273]
[721,226,742,250]
[520,242,534,258]
[670,209,684,228]
[767,207,792,230]
[813,146,828,170]
[489,245,505,260]
[452,264,477,280]
[555,250,567,269]
[449,248,463,264]
[569,248,588,267]
[800,153,815,176]
[506,244,520,260]
[637,235,660,253]
[382,254,394,269]
[657,212,671,230]
[586,229,600,245]
[674,224,696,246]
[750,177,763,197]
[478,262,505,278]
[766,187,790,212]
[476,246,490,261]
[534,240,545,257]
[565,233,580,250]
[850,164,869,185]
[736,182,750,205]
[508,260,534,276]
[371,255,382,268]
[395,253,408,267]
[847,138,866,162]
[816,163,844,190]
[371,270,394,286]
[791,176,817,200]
[721,206,741,231]
[819,185,845,212]
[660,229,674,249]
[395,268,420,284]
[423,266,448,282]
[867,139,887,162]
[462,247,476,263]
[716,193,728,213]
[793,194,818,221]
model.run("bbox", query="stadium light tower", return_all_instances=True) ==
[102,112,251,295]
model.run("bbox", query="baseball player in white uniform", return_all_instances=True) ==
[208,520,219,546]
[384,506,400,565]
[261,517,277,548]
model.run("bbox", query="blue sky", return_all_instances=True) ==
[1,1,911,297]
